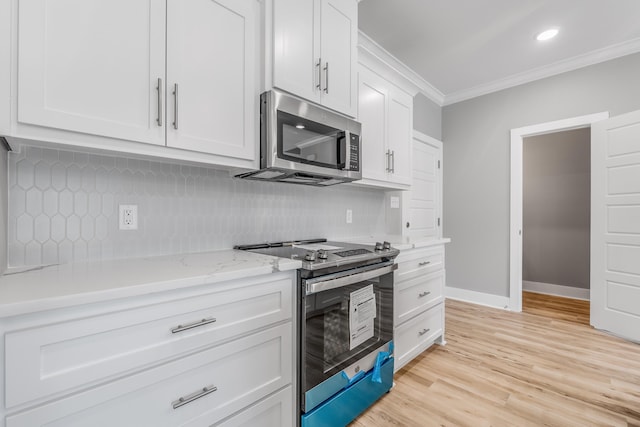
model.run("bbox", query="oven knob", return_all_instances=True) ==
[383,241,391,250]
[318,249,328,260]
[374,242,384,251]
[305,251,317,262]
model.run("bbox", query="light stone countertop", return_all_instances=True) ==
[0,250,302,317]
[343,235,451,251]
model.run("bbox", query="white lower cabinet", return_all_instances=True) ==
[0,272,296,427]
[215,386,293,427]
[394,245,446,371]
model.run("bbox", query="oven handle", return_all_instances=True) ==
[303,262,397,295]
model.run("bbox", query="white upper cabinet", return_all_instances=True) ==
[7,0,259,168]
[271,0,357,117]
[166,0,256,160]
[357,65,413,189]
[17,0,166,146]
[387,89,413,186]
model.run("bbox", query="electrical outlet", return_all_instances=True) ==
[119,204,138,230]
[346,209,353,224]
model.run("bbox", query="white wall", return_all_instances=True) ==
[523,128,590,290]
[0,143,8,274]
[413,93,442,140]
[442,52,640,298]
[6,147,386,267]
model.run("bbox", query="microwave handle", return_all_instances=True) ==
[303,263,397,295]
[338,131,348,170]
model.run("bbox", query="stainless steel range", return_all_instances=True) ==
[236,239,398,427]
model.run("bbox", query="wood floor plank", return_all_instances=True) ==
[351,294,640,426]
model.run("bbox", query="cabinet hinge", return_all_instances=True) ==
[438,160,441,169]
[437,218,441,227]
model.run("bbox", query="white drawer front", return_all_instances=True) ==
[395,246,444,283]
[5,276,293,408]
[394,303,443,369]
[215,386,293,427]
[7,324,292,427]
[395,271,444,325]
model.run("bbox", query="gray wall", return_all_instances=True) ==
[6,147,386,267]
[0,143,7,274]
[523,128,590,289]
[443,52,640,298]
[414,93,442,140]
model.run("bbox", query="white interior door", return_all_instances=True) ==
[591,109,640,342]
[408,132,441,238]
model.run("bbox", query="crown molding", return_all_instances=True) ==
[358,31,445,105]
[443,36,640,106]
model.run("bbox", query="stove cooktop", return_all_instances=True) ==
[235,239,399,271]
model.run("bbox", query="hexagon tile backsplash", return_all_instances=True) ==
[7,147,386,267]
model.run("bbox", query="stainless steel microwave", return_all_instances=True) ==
[236,90,362,186]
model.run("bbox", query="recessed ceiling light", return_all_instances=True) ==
[536,28,559,41]
[295,124,305,129]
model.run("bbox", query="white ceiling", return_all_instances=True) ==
[358,0,640,105]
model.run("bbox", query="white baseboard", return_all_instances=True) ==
[445,286,510,310]
[523,280,590,300]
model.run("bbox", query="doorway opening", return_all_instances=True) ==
[509,112,609,312]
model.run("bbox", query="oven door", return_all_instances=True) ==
[300,262,395,413]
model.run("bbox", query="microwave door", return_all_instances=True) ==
[278,111,342,170]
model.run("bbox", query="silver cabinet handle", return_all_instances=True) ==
[418,328,431,336]
[316,58,322,90]
[172,385,217,409]
[172,83,179,130]
[385,150,391,172]
[418,261,431,267]
[156,78,163,126]
[391,150,395,173]
[324,62,329,94]
[171,317,217,334]
[418,291,431,298]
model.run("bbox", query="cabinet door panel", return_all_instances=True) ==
[319,0,357,116]
[166,0,257,160]
[358,68,388,183]
[387,89,413,185]
[17,0,165,145]
[273,0,319,103]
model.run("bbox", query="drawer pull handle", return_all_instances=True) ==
[418,261,431,267]
[171,317,217,334]
[172,385,217,409]
[418,291,431,298]
[418,328,431,336]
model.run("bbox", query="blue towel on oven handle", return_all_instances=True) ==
[372,341,394,383]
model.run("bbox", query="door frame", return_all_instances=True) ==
[509,112,609,312]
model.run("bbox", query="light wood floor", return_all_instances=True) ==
[351,293,640,426]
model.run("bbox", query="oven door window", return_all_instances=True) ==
[303,274,393,392]
[277,111,346,170]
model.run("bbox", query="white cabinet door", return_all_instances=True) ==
[409,133,442,238]
[318,0,357,117]
[387,88,413,186]
[17,0,166,145]
[591,109,640,342]
[166,0,257,160]
[272,0,319,104]
[358,67,388,183]
[357,65,413,188]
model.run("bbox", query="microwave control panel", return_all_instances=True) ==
[349,134,360,171]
